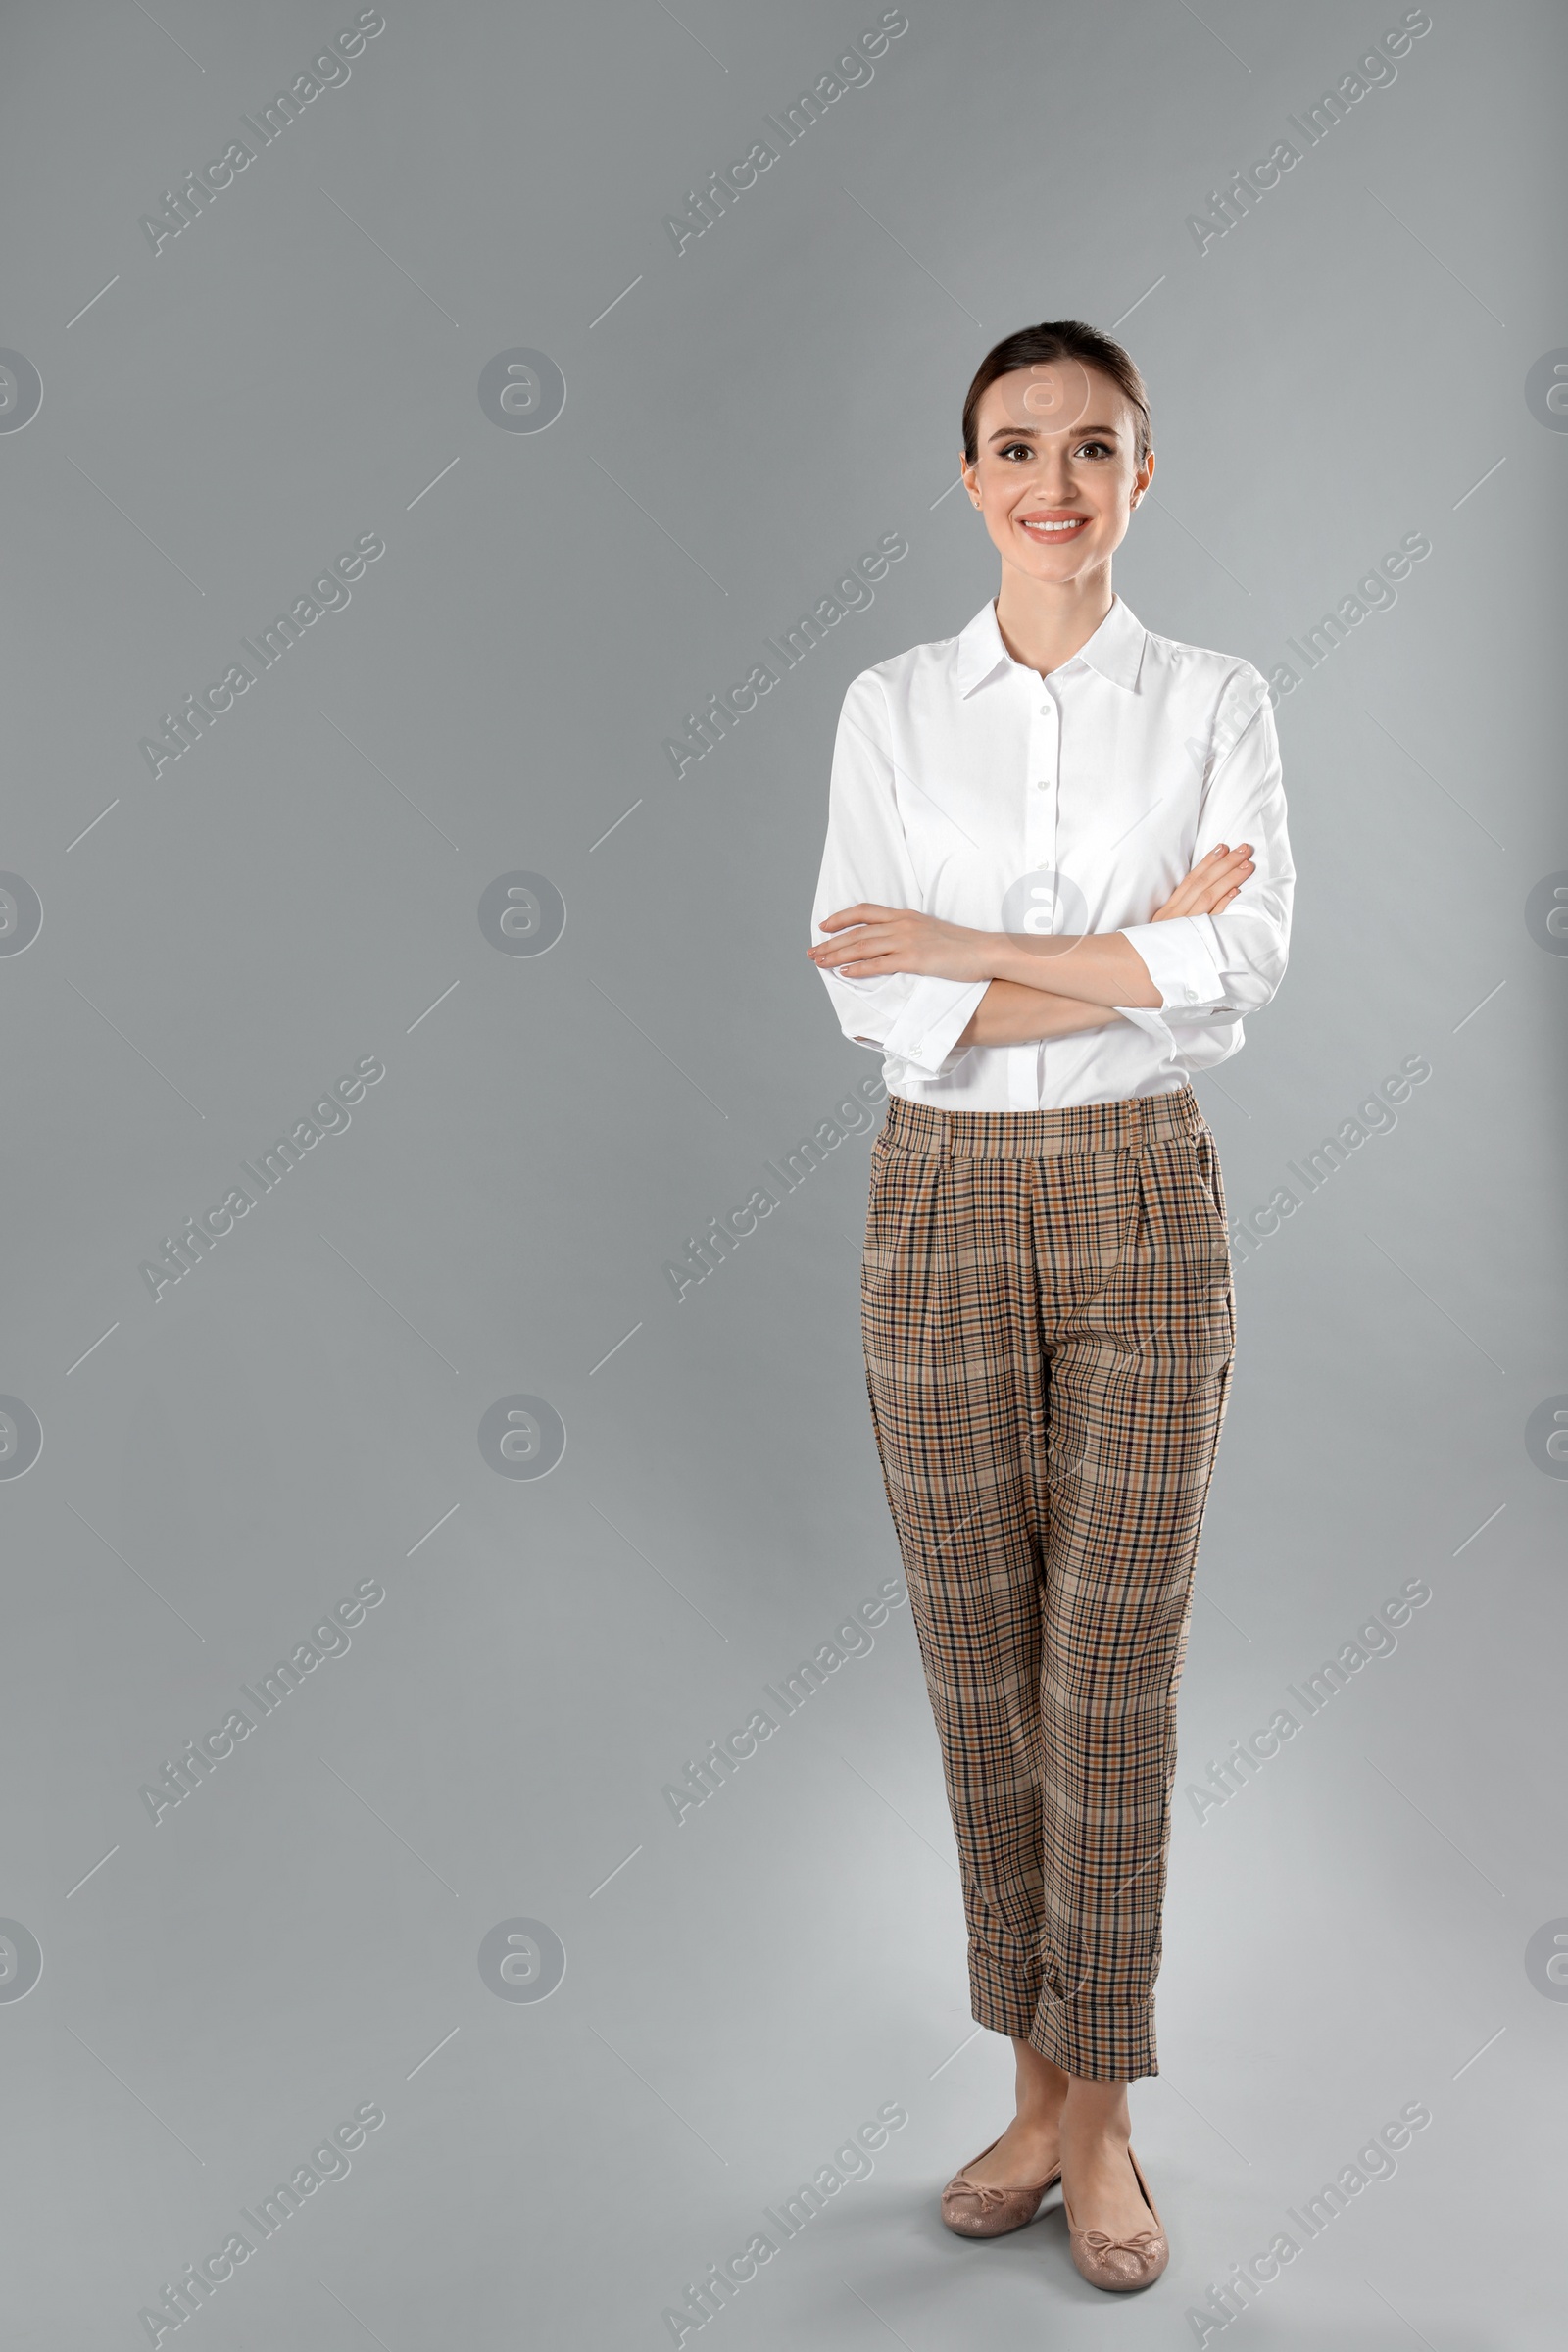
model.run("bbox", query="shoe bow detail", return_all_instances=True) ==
[1061,2147,1170,2290]
[951,2178,1014,2210]
[939,2137,1061,2238]
[1077,2227,1162,2257]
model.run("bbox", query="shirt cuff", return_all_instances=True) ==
[1113,1003,1176,1057]
[879,974,990,1077]
[1120,916,1231,1014]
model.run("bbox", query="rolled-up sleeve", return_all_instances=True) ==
[810,670,988,1078]
[1119,662,1295,1028]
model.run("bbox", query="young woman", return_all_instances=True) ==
[808,320,1293,2293]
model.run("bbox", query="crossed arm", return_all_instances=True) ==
[807,843,1255,1048]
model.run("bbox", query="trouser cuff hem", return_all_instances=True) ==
[967,1964,1040,2043]
[1027,1999,1157,2082]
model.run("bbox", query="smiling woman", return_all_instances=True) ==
[806,318,1295,2300]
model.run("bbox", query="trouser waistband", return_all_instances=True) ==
[880,1084,1203,1160]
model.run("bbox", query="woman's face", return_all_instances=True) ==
[961,361,1153,584]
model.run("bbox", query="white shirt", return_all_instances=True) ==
[809,593,1294,1110]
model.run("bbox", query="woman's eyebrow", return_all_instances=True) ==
[986,420,1122,443]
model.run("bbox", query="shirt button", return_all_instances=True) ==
[1035,780,1048,792]
[1183,985,1198,1002]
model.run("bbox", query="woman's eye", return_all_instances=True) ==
[996,439,1114,462]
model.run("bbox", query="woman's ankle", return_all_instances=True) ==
[1060,2079,1132,2146]
[1011,2038,1070,2126]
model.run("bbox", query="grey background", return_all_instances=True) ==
[2,0,1563,2343]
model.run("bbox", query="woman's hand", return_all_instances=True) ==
[808,905,994,982]
[1149,842,1253,921]
[808,843,1256,983]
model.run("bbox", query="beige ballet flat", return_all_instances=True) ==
[941,2132,1062,2238]
[1061,2143,1169,2290]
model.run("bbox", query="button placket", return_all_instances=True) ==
[1028,690,1058,859]
[1016,687,1061,1110]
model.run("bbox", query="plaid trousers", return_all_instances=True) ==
[860,1083,1236,2081]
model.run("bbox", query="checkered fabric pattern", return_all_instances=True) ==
[860,1082,1236,2081]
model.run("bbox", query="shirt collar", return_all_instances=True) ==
[955,592,1147,698]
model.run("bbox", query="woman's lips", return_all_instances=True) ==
[1017,515,1090,542]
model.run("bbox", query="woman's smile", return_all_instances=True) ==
[1016,511,1092,542]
